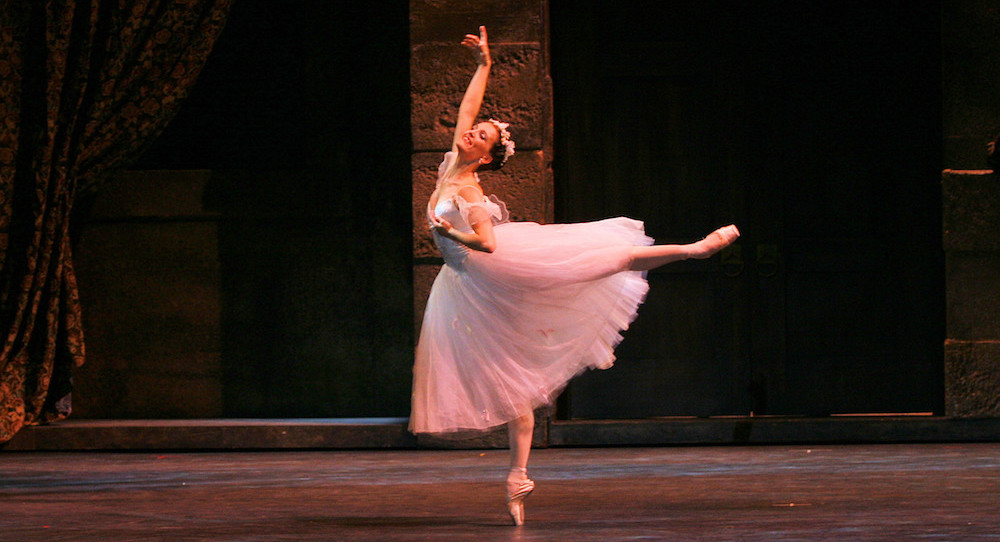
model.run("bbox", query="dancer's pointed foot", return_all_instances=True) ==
[688,224,740,259]
[506,476,535,526]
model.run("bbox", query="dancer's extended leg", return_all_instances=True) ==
[629,225,739,271]
[506,411,535,526]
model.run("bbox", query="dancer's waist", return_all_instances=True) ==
[433,232,469,268]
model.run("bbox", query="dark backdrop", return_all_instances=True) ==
[552,1,944,417]
[131,0,413,417]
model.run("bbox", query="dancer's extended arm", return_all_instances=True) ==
[451,26,492,152]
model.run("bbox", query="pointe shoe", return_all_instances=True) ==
[689,224,740,259]
[506,477,535,526]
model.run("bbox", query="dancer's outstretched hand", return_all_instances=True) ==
[462,25,491,66]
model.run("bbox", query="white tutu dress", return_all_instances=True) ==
[409,152,653,435]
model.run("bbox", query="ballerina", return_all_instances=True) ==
[408,25,739,526]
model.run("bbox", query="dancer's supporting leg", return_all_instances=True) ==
[629,225,739,271]
[506,411,536,525]
[508,410,533,473]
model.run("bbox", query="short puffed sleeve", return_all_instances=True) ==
[454,193,510,228]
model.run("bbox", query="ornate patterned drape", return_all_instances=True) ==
[0,0,232,444]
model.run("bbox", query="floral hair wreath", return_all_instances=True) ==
[486,118,516,165]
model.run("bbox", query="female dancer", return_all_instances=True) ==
[409,26,739,526]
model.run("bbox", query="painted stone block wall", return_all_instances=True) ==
[74,167,412,420]
[73,171,224,418]
[942,1,1000,417]
[942,170,1000,417]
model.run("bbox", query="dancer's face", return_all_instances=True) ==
[459,122,500,165]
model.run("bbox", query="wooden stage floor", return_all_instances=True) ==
[2,443,998,541]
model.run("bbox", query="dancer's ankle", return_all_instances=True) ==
[507,466,528,483]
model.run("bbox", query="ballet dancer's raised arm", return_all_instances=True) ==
[426,26,499,253]
[426,26,492,224]
[452,26,492,152]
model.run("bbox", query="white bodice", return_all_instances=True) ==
[432,194,508,267]
[431,151,509,267]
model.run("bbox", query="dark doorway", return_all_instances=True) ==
[551,1,943,418]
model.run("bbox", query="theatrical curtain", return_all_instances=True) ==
[0,0,232,444]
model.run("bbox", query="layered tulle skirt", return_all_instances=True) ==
[409,217,653,435]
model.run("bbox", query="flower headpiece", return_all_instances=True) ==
[487,118,516,165]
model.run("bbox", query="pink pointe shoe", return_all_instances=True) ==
[506,475,535,526]
[689,224,740,259]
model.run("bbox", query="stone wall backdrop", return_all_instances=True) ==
[942,1,1000,417]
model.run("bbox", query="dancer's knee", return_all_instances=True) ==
[627,247,644,271]
[508,411,534,435]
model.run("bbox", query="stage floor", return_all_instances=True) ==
[2,443,998,541]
